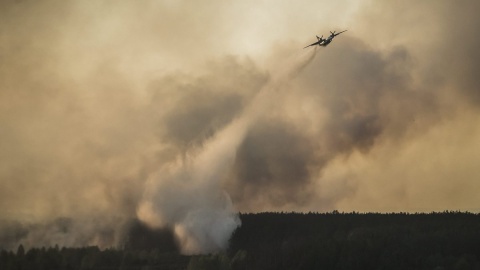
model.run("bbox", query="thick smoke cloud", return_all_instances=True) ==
[226,120,317,210]
[1,0,480,253]
[136,49,317,253]
[152,58,267,152]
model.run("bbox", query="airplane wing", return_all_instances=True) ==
[334,30,347,36]
[304,40,321,49]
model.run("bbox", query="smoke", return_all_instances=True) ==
[1,0,480,254]
[0,217,129,251]
[0,217,178,252]
[137,49,317,254]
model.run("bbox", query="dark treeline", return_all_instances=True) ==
[0,246,189,270]
[2,211,480,270]
[229,211,480,270]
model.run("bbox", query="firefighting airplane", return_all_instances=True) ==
[303,30,347,49]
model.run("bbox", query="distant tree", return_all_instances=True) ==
[187,254,231,270]
[230,250,247,270]
[16,245,25,257]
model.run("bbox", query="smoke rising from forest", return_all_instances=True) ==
[1,0,480,253]
[136,48,317,253]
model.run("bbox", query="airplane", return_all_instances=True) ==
[304,30,347,49]
[303,35,325,49]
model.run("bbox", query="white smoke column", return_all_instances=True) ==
[137,48,317,254]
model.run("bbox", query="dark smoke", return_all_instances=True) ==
[226,120,316,210]
[221,37,429,211]
[123,220,178,252]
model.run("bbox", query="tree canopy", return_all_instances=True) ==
[2,212,480,270]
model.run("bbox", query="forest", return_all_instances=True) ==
[1,211,480,270]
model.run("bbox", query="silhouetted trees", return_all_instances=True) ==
[1,212,480,270]
[228,211,480,270]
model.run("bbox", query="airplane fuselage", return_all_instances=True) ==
[320,39,332,46]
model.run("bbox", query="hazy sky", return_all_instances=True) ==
[1,0,480,252]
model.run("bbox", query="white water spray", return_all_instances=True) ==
[137,48,317,254]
